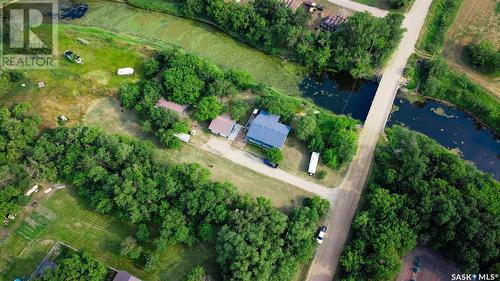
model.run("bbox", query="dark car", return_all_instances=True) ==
[263,159,278,168]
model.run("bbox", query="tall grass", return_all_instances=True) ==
[418,0,463,54]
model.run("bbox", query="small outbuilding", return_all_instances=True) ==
[245,110,290,149]
[117,67,135,76]
[308,152,320,176]
[174,133,191,143]
[209,115,236,138]
[113,271,141,281]
[155,98,188,115]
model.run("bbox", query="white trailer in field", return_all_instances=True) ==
[308,152,320,176]
[117,67,135,76]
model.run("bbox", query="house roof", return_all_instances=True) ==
[209,115,236,136]
[113,271,141,281]
[156,98,187,114]
[246,110,290,148]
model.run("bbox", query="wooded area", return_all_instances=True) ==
[339,126,499,280]
[1,105,329,281]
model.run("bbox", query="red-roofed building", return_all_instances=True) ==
[209,115,236,138]
[155,98,188,115]
[113,271,141,281]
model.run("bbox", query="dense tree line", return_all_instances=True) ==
[463,41,500,74]
[14,121,329,281]
[0,105,42,222]
[339,126,500,280]
[171,0,404,78]
[419,59,500,133]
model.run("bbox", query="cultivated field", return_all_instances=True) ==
[73,0,305,95]
[443,0,500,98]
[0,187,219,281]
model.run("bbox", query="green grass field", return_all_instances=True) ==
[0,188,219,281]
[0,25,145,127]
[72,0,304,95]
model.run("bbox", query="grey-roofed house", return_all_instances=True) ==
[245,110,291,149]
[113,271,142,281]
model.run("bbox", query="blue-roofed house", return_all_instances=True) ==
[245,110,291,149]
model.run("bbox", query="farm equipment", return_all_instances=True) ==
[64,50,84,64]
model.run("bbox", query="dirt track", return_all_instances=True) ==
[326,0,388,17]
[305,1,434,280]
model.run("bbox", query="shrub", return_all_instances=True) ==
[185,265,205,281]
[316,170,327,180]
[294,115,317,141]
[144,57,161,78]
[120,236,142,260]
[195,96,223,121]
[119,83,141,109]
[265,148,283,164]
[228,99,251,122]
[136,224,150,242]
[463,41,500,74]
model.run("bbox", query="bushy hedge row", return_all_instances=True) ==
[339,126,500,280]
[419,0,462,54]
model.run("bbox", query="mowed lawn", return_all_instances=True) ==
[72,0,305,95]
[84,98,314,212]
[0,187,219,281]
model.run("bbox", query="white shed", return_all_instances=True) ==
[174,133,191,143]
[25,185,39,196]
[308,152,320,175]
[117,67,135,76]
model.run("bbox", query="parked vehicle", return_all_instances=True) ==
[263,159,278,168]
[64,50,84,64]
[316,226,327,244]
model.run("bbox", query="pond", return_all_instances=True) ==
[299,73,499,178]
[388,96,499,178]
[300,72,378,122]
